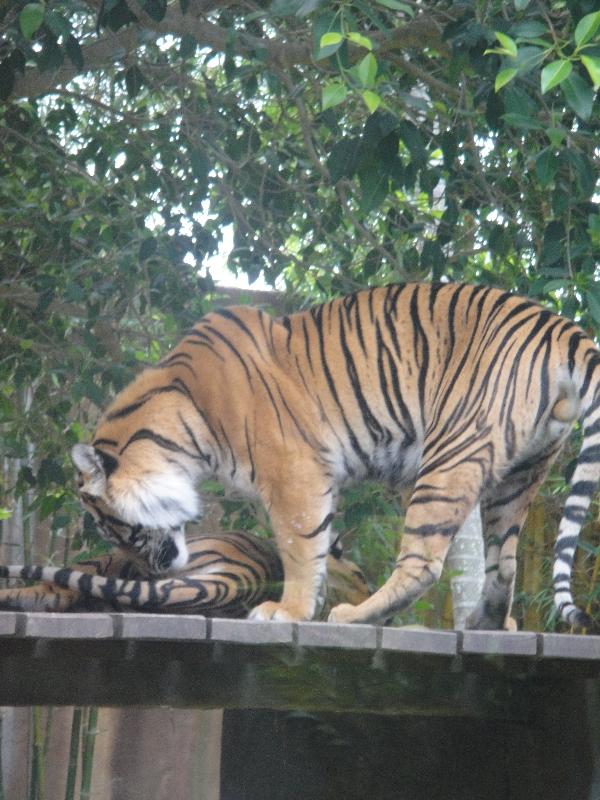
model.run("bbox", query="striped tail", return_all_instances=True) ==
[553,392,600,630]
[0,565,147,608]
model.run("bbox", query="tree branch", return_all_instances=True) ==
[11,4,454,100]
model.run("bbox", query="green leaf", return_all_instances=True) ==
[20,3,45,40]
[357,53,378,88]
[358,163,387,213]
[581,55,600,88]
[0,508,12,521]
[347,32,373,50]
[546,127,565,147]
[179,34,197,59]
[574,11,600,49]
[561,72,594,121]
[65,35,83,71]
[327,138,366,182]
[512,21,547,39]
[494,32,518,58]
[322,82,347,110]
[495,67,518,91]
[541,59,572,93]
[45,10,70,38]
[587,289,600,328]
[543,279,571,293]
[361,89,381,112]
[514,46,545,74]
[501,112,544,130]
[514,0,530,8]
[125,65,144,98]
[374,0,413,13]
[535,149,557,187]
[319,32,343,49]
[141,0,167,21]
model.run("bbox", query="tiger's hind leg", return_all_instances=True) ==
[465,460,553,631]
[329,459,489,625]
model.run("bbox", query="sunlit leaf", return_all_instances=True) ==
[574,11,600,49]
[347,32,373,50]
[581,55,600,88]
[357,53,378,88]
[495,67,518,91]
[494,31,518,58]
[541,59,572,93]
[361,89,381,112]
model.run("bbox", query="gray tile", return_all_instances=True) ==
[0,611,17,636]
[210,618,293,645]
[541,633,600,660]
[118,614,207,640]
[23,612,114,639]
[461,630,537,656]
[296,621,377,650]
[381,627,458,656]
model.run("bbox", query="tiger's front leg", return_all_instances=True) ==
[248,475,335,622]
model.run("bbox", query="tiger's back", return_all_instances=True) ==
[72,283,600,629]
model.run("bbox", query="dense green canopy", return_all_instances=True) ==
[0,0,599,581]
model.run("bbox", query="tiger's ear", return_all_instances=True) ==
[71,444,107,494]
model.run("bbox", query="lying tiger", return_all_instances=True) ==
[70,283,600,630]
[0,531,369,617]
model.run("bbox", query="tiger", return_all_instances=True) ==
[0,531,369,617]
[70,282,600,631]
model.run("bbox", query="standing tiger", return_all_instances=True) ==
[0,531,369,617]
[71,283,600,630]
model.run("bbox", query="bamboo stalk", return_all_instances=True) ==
[29,707,45,800]
[79,707,98,800]
[0,709,5,800]
[64,708,82,800]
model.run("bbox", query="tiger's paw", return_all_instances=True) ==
[248,601,307,622]
[327,602,360,624]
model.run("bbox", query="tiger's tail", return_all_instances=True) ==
[553,364,600,629]
[0,565,186,610]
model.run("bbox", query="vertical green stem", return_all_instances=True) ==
[0,708,5,800]
[62,527,72,568]
[79,707,98,800]
[22,493,32,566]
[29,707,45,800]
[64,708,82,800]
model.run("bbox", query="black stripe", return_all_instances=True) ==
[244,419,256,482]
[570,480,596,496]
[302,512,334,539]
[213,308,262,351]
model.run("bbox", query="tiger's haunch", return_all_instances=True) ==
[72,283,600,629]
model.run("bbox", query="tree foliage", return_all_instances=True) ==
[0,0,598,581]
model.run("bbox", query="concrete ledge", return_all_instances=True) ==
[2,611,600,711]
[461,631,538,657]
[117,614,208,640]
[296,621,378,650]
[381,627,457,656]
[210,618,293,645]
[20,612,114,639]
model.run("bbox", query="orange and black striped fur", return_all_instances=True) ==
[0,532,369,617]
[71,283,600,629]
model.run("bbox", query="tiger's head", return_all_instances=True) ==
[71,442,198,573]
